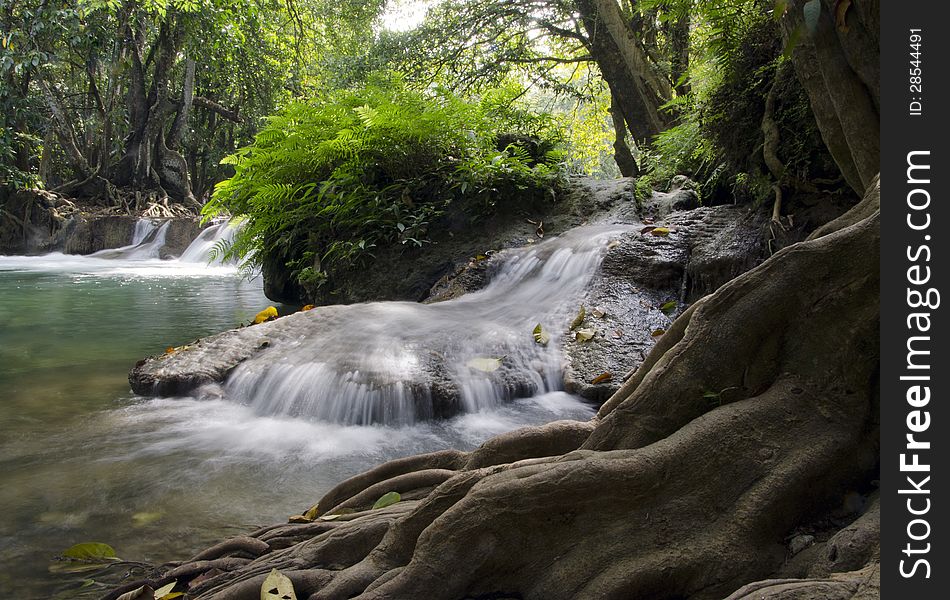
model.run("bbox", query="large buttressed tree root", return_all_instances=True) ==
[108,180,881,600]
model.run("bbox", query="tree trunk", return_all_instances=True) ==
[111,11,195,204]
[576,0,671,143]
[780,0,879,195]
[609,96,639,176]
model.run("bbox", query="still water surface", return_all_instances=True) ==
[0,253,593,597]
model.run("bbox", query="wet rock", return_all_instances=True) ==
[159,218,203,258]
[790,534,816,556]
[262,177,639,305]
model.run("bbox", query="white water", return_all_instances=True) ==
[177,220,241,264]
[222,225,630,425]
[0,221,612,596]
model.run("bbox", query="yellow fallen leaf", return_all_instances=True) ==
[649,227,671,237]
[254,306,279,324]
[591,372,613,385]
[301,305,315,311]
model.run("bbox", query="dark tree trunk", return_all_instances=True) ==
[609,96,639,176]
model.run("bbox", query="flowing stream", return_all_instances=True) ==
[0,220,617,598]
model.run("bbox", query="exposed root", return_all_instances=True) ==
[105,180,882,600]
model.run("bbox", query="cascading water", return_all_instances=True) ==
[222,224,631,426]
[89,219,169,259]
[177,220,242,264]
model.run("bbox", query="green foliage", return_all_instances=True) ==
[204,76,565,296]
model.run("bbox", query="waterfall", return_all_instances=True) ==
[177,221,241,264]
[90,220,170,259]
[222,224,630,425]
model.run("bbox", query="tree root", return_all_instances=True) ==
[110,180,882,600]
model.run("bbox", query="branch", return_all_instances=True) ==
[193,96,244,123]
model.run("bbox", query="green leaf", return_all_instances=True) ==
[261,568,297,600]
[466,357,502,372]
[62,542,119,562]
[532,323,550,346]
[660,300,677,315]
[372,491,401,510]
[803,0,821,35]
[569,305,586,330]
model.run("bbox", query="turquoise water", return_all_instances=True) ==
[0,253,594,598]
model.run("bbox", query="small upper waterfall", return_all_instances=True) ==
[178,221,241,264]
[222,224,630,425]
[90,219,170,259]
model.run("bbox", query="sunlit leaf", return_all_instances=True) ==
[591,372,613,385]
[254,306,279,324]
[649,227,671,237]
[303,504,320,520]
[301,305,315,311]
[466,357,502,372]
[261,568,297,600]
[532,323,550,346]
[372,491,401,510]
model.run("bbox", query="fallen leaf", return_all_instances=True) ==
[591,306,607,319]
[261,568,297,600]
[591,372,613,385]
[533,323,550,346]
[301,304,315,311]
[373,491,401,510]
[116,585,153,600]
[651,328,666,338]
[132,512,163,527]
[466,357,502,372]
[570,305,586,330]
[62,542,119,562]
[303,504,320,520]
[574,328,596,342]
[154,581,177,599]
[660,300,678,315]
[254,306,279,324]
[288,515,311,524]
[649,227,671,237]
[611,329,623,339]
[164,347,175,354]
[639,225,656,235]
[318,508,356,521]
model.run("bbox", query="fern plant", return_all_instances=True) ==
[204,75,566,299]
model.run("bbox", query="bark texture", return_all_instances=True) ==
[113,179,881,600]
[781,0,879,195]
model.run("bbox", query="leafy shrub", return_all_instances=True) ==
[204,75,565,296]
